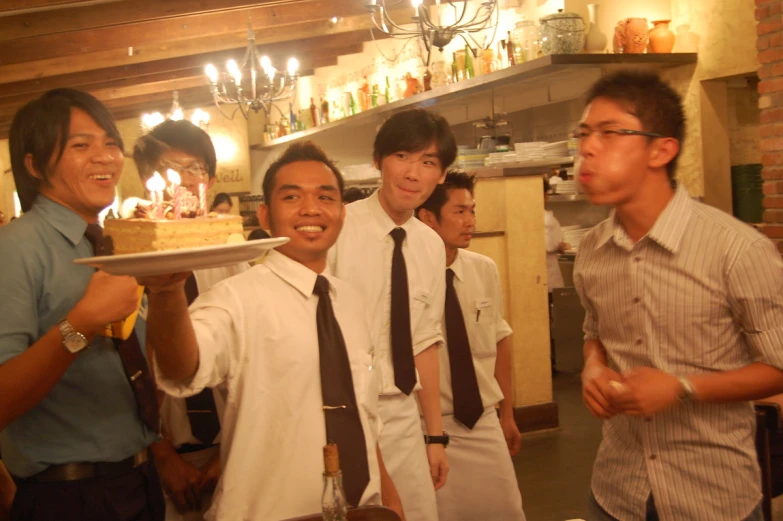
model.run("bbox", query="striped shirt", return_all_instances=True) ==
[573,184,783,521]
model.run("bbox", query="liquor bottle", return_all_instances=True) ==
[321,444,349,521]
[464,45,475,79]
[507,31,516,66]
[321,96,330,124]
[384,76,392,104]
[310,98,318,127]
[348,92,358,116]
[371,84,380,108]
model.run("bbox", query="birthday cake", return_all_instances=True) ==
[104,213,244,255]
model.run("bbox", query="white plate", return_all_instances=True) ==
[74,237,289,277]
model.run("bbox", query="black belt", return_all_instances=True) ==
[17,450,149,483]
[176,443,217,455]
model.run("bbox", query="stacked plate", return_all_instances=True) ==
[542,140,569,157]
[554,180,578,194]
[514,141,548,161]
[562,226,593,251]
[456,148,490,169]
[486,152,519,165]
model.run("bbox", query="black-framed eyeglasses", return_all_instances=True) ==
[159,159,208,179]
[570,128,665,143]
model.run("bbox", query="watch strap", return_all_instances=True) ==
[678,376,696,402]
[423,432,450,447]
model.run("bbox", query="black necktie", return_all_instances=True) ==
[389,227,416,395]
[84,224,160,433]
[445,268,484,429]
[314,275,370,507]
[183,274,221,446]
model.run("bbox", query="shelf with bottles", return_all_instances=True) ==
[250,53,697,151]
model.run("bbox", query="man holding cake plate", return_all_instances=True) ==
[140,141,404,520]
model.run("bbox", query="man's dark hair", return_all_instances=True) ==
[9,88,123,213]
[247,228,271,240]
[585,70,685,179]
[210,192,233,211]
[262,141,344,206]
[343,187,370,204]
[373,108,457,171]
[416,170,476,221]
[133,119,217,180]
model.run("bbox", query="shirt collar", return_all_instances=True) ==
[448,249,465,282]
[364,190,417,242]
[596,184,692,254]
[263,249,336,299]
[31,195,90,247]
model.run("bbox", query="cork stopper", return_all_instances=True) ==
[323,443,341,476]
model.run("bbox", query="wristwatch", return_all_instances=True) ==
[677,376,696,402]
[58,319,89,354]
[423,432,450,448]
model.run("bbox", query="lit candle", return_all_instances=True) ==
[166,169,182,219]
[146,171,166,205]
[198,183,207,216]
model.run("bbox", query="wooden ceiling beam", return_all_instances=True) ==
[0,10,398,84]
[0,0,374,66]
[0,0,123,16]
[0,0,296,41]
[0,31,375,98]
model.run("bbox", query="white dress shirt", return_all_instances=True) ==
[156,251,382,521]
[544,210,565,291]
[441,249,512,414]
[574,185,783,521]
[329,191,446,395]
[159,264,248,448]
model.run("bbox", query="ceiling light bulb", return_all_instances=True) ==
[227,59,242,84]
[205,64,219,83]
[287,57,299,76]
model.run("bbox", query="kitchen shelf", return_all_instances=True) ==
[548,193,587,202]
[250,53,697,151]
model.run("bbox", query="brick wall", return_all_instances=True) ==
[758,0,783,252]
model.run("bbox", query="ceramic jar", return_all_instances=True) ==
[584,4,608,53]
[539,10,586,55]
[616,18,649,54]
[649,20,675,53]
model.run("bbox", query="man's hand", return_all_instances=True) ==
[71,271,140,333]
[196,451,221,498]
[582,361,623,420]
[499,413,522,456]
[610,367,683,416]
[425,443,449,490]
[155,450,205,513]
[136,272,192,295]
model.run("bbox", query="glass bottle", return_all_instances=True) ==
[321,96,330,124]
[371,84,380,108]
[385,76,392,104]
[310,98,318,127]
[464,45,475,79]
[321,444,349,521]
[507,30,516,66]
[513,20,539,63]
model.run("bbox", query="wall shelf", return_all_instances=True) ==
[250,53,697,152]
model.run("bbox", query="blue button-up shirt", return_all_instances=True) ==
[0,196,158,477]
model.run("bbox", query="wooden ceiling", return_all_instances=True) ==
[0,0,419,139]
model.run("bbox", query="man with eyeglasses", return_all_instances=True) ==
[132,120,248,521]
[573,70,783,521]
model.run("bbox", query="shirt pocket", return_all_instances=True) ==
[409,287,431,334]
[472,297,497,358]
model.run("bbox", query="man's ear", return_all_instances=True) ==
[648,137,680,172]
[257,203,271,230]
[417,207,438,229]
[24,153,44,181]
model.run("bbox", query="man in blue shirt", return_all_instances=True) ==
[0,88,163,521]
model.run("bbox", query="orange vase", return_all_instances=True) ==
[649,20,675,53]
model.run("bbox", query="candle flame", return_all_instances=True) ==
[166,168,181,186]
[146,171,166,192]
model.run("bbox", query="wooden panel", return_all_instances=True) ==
[0,0,117,14]
[0,11,398,84]
[0,0,292,41]
[0,0,370,66]
[514,401,559,433]
[701,79,733,214]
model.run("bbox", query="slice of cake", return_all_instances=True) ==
[104,214,244,255]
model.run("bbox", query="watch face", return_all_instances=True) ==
[64,334,88,352]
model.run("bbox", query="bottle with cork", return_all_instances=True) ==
[322,443,349,521]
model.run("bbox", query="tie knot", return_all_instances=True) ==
[84,223,104,255]
[390,227,406,245]
[446,268,455,286]
[313,275,331,297]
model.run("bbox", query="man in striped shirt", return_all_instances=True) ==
[574,70,783,521]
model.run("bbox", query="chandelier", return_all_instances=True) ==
[140,91,210,133]
[365,0,499,65]
[205,23,299,119]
